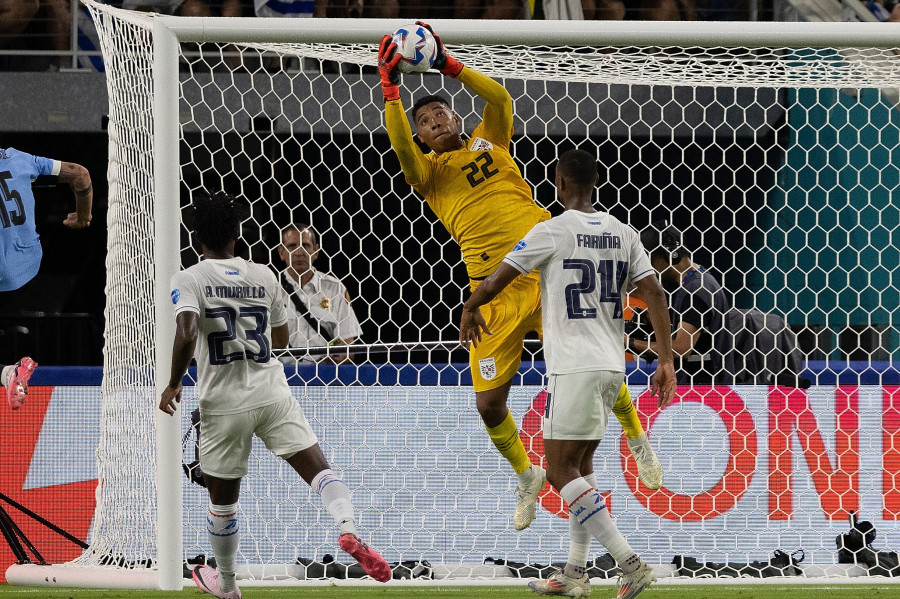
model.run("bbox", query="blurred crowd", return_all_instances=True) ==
[0,0,765,71]
[2,0,897,70]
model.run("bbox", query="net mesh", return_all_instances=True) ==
[81,1,900,583]
[82,3,158,568]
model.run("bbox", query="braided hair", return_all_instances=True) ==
[183,190,250,252]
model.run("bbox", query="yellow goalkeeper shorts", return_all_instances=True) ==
[469,270,542,392]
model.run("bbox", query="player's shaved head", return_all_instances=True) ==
[185,189,250,252]
[557,149,599,188]
[412,94,452,122]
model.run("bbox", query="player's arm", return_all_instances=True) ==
[271,323,289,350]
[631,319,698,358]
[379,35,430,186]
[159,311,198,415]
[634,275,677,408]
[417,21,513,144]
[459,262,520,349]
[456,69,513,144]
[56,161,93,229]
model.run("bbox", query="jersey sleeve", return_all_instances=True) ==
[385,99,431,187]
[32,154,59,178]
[628,228,655,286]
[332,283,362,340]
[502,222,555,274]
[456,68,513,148]
[170,271,200,316]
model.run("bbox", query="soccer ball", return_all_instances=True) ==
[390,24,437,74]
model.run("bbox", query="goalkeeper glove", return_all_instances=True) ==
[415,20,464,78]
[378,35,401,102]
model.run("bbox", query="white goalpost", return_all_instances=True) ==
[8,3,900,589]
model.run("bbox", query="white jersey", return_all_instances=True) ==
[503,210,654,375]
[278,268,362,363]
[171,257,290,415]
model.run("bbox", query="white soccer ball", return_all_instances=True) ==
[391,24,437,74]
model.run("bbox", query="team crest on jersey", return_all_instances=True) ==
[171,289,180,304]
[469,137,494,152]
[478,357,497,381]
[513,240,526,251]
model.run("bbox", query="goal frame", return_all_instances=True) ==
[155,18,900,591]
[10,12,900,589]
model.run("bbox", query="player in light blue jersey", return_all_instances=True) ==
[0,147,92,292]
[159,191,390,599]
[0,147,92,410]
[460,150,677,599]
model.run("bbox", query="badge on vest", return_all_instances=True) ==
[469,137,494,152]
[479,357,497,381]
[320,297,330,310]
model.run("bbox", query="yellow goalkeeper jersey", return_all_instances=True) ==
[385,69,550,279]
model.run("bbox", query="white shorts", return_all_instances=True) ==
[543,370,625,440]
[199,394,319,479]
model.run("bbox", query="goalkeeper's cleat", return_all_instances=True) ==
[4,357,36,410]
[192,565,242,599]
[528,568,591,597]
[616,561,656,599]
[627,433,663,490]
[514,464,547,531]
[339,532,391,582]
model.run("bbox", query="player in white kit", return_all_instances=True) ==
[460,150,677,599]
[159,191,390,599]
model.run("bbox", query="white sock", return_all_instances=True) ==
[516,463,538,485]
[561,477,639,573]
[311,469,357,535]
[207,502,239,592]
[563,473,596,579]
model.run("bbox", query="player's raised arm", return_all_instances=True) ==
[56,161,93,229]
[459,262,521,349]
[635,274,677,409]
[379,35,429,186]
[417,21,513,144]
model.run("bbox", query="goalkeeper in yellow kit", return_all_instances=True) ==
[378,23,662,531]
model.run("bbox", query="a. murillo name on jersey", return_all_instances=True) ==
[204,285,267,299]
[576,233,621,249]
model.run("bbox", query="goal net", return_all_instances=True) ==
[13,2,899,588]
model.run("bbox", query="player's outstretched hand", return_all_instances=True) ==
[459,307,492,350]
[378,35,402,102]
[650,361,677,409]
[415,20,463,78]
[159,382,183,415]
[63,212,91,229]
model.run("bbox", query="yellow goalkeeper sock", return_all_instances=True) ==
[613,383,645,439]
[486,410,532,475]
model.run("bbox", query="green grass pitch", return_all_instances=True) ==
[2,585,900,598]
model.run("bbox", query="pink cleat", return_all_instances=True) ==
[339,532,391,582]
[4,357,36,410]
[192,565,241,599]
